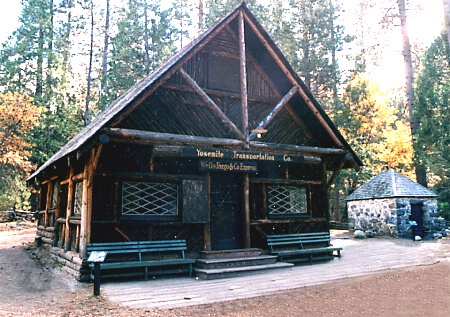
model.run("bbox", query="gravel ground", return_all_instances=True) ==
[0,222,449,317]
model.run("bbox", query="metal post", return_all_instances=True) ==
[93,262,101,296]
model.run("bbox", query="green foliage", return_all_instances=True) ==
[438,202,450,221]
[415,32,450,211]
[0,0,52,95]
[332,73,415,220]
[29,103,83,167]
[202,0,345,108]
[0,168,32,211]
[105,0,180,106]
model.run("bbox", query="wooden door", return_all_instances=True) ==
[210,173,244,250]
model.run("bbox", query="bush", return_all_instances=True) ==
[438,202,450,221]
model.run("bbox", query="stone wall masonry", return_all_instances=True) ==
[347,198,397,236]
[347,197,445,239]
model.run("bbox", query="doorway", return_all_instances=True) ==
[210,173,244,250]
[410,202,424,238]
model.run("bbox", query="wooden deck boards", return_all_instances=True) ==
[101,237,450,309]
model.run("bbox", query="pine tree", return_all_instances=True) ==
[415,33,450,216]
[106,0,179,104]
[99,0,111,111]
[0,0,83,167]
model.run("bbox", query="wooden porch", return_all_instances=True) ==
[98,234,448,309]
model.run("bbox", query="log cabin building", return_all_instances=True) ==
[27,3,362,279]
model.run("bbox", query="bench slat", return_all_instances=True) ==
[266,232,342,264]
[86,239,194,289]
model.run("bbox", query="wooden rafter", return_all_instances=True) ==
[160,83,278,104]
[297,88,344,147]
[238,11,249,144]
[243,13,343,147]
[249,86,298,140]
[110,10,241,128]
[178,67,245,140]
[224,22,313,141]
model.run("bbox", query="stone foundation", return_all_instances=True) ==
[35,225,88,281]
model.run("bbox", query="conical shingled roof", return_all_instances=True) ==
[345,169,437,201]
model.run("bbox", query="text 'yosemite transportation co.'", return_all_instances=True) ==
[182,147,304,163]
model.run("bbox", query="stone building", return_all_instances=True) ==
[345,168,445,239]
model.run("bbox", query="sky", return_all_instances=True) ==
[339,0,445,91]
[0,1,21,43]
[0,1,445,92]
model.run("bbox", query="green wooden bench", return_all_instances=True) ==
[86,240,195,285]
[266,232,342,264]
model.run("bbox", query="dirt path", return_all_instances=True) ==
[0,223,449,316]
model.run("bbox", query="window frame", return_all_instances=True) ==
[120,180,181,221]
[72,181,83,218]
[267,185,309,219]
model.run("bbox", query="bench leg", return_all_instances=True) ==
[145,267,148,281]
[189,263,193,277]
[93,262,101,296]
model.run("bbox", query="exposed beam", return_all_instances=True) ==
[249,86,298,140]
[224,24,313,141]
[178,67,245,141]
[238,11,249,146]
[243,13,298,86]
[250,140,347,156]
[105,127,244,147]
[103,127,347,158]
[110,9,241,127]
[161,83,278,104]
[243,13,342,147]
[324,154,348,190]
[296,87,344,147]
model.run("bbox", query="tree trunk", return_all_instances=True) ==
[143,2,150,72]
[62,0,73,74]
[332,187,340,222]
[47,0,54,100]
[84,0,95,126]
[198,0,203,33]
[100,0,110,110]
[398,0,415,133]
[397,0,427,187]
[36,28,44,99]
[444,0,450,47]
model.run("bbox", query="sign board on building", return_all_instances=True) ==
[199,160,258,173]
[182,147,304,163]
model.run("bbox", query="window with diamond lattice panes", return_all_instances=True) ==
[122,182,179,218]
[268,186,308,218]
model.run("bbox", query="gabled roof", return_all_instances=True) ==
[28,2,362,184]
[345,169,437,201]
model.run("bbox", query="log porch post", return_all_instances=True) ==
[243,173,251,248]
[64,166,74,251]
[79,144,102,258]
